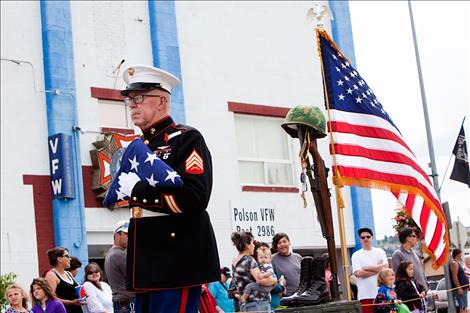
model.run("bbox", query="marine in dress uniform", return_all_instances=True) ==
[120,65,220,313]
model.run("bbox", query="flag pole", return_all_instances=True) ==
[439,116,466,192]
[408,0,440,193]
[407,1,455,311]
[439,153,454,193]
[315,26,352,301]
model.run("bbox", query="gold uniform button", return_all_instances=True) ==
[170,232,176,237]
[143,199,147,204]
[144,140,149,145]
[150,128,155,134]
[132,197,137,201]
[154,199,159,204]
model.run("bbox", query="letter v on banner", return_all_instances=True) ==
[47,133,75,199]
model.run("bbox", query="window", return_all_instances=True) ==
[234,114,294,187]
[90,87,134,132]
[98,99,133,129]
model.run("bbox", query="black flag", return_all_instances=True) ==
[450,124,470,187]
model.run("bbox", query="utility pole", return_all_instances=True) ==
[407,1,455,312]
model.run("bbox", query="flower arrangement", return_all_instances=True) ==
[392,206,422,239]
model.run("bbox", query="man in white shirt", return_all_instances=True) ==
[351,227,388,313]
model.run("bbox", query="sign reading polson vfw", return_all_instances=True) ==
[231,201,276,242]
[48,133,75,199]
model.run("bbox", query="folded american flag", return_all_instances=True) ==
[103,138,183,207]
[316,28,449,267]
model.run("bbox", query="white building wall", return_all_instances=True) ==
[1,1,356,284]
[1,1,48,288]
[70,1,154,242]
[71,0,152,164]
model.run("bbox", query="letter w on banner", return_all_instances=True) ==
[315,28,449,268]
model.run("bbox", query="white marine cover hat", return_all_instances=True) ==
[121,64,180,96]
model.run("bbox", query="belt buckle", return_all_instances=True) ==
[132,207,143,218]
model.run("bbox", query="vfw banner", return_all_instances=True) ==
[230,201,277,243]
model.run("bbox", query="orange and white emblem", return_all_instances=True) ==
[185,149,204,174]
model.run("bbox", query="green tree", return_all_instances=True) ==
[0,272,17,310]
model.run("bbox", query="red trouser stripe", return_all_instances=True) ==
[178,288,189,313]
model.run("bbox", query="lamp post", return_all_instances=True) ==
[407,2,455,311]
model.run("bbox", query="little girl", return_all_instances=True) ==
[373,268,402,313]
[30,277,66,313]
[395,262,425,313]
[4,283,32,313]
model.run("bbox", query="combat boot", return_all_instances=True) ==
[279,256,313,306]
[294,256,330,306]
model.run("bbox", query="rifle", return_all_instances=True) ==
[297,125,340,301]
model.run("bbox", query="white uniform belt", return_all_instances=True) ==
[130,207,169,218]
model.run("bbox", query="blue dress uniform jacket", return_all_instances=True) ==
[126,116,220,291]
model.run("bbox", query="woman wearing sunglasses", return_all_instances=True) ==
[44,247,82,313]
[82,262,113,313]
[391,227,428,292]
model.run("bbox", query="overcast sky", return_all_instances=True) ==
[347,1,470,239]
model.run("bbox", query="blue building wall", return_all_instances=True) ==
[148,0,186,124]
[40,0,88,278]
[328,1,376,251]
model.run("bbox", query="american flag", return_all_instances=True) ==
[316,28,449,267]
[103,138,183,207]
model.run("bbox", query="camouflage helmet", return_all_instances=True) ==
[281,104,327,138]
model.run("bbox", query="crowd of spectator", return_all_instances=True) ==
[3,220,129,313]
[4,226,470,313]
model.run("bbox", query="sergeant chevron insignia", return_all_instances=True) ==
[185,149,204,174]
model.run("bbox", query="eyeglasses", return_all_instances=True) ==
[360,235,371,240]
[87,270,100,275]
[124,94,162,106]
[408,234,417,238]
[61,254,71,259]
